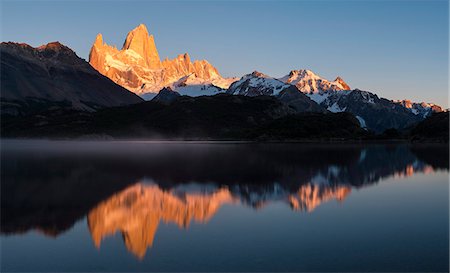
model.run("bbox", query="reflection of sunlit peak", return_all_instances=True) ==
[87,183,236,259]
[392,164,435,179]
[88,182,350,258]
[289,184,351,212]
[423,166,434,174]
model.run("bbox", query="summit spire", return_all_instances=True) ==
[122,24,161,69]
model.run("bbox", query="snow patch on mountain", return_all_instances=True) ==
[124,49,143,60]
[327,102,347,113]
[307,92,330,104]
[176,85,224,97]
[306,90,352,104]
[105,55,130,72]
[356,116,367,129]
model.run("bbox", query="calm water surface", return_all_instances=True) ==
[1,140,448,272]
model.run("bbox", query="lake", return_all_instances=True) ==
[1,140,448,272]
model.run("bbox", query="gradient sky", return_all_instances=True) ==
[1,0,448,107]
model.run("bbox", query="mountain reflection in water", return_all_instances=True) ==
[88,182,351,258]
[1,141,448,259]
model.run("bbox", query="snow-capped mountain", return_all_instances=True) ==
[89,24,236,98]
[305,89,423,132]
[393,100,444,118]
[225,68,442,132]
[227,71,290,96]
[227,71,324,112]
[225,69,421,131]
[86,23,444,128]
[279,69,350,93]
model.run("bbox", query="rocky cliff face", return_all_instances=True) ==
[122,24,162,69]
[89,24,236,97]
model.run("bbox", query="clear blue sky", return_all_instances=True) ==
[1,0,448,107]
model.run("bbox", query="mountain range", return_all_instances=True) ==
[0,23,447,137]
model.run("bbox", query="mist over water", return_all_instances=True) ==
[1,140,448,272]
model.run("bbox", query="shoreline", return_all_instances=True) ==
[1,138,448,144]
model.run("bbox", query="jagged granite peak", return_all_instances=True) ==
[88,24,236,98]
[122,24,161,69]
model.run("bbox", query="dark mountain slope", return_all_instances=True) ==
[151,87,181,104]
[314,89,422,133]
[276,86,326,113]
[1,42,143,115]
[254,112,367,140]
[410,112,449,142]
[1,94,369,140]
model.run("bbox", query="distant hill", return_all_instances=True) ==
[1,94,369,140]
[410,112,449,142]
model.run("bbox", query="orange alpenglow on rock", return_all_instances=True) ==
[88,24,235,96]
[334,76,351,90]
[122,24,161,69]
